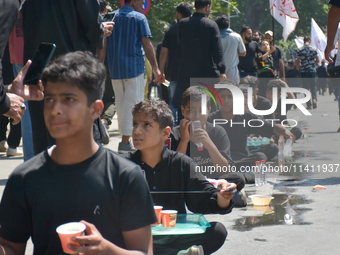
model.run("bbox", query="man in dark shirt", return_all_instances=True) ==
[0,0,44,124]
[238,26,258,78]
[296,36,319,109]
[316,59,329,95]
[126,100,236,255]
[21,0,112,154]
[159,2,193,124]
[173,0,226,113]
[265,30,285,80]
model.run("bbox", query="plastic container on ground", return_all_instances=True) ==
[278,135,284,168]
[302,127,309,156]
[283,137,293,159]
[254,161,263,186]
[261,160,267,184]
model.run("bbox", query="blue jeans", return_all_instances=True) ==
[300,72,317,107]
[239,71,257,79]
[169,81,178,126]
[14,64,35,161]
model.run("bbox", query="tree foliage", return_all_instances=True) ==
[107,0,330,51]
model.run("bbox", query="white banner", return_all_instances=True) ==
[270,0,299,41]
[310,18,327,64]
[294,36,304,49]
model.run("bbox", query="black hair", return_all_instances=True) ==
[215,15,229,30]
[41,51,106,106]
[267,79,287,94]
[253,30,262,36]
[239,75,259,89]
[304,36,311,43]
[176,2,193,18]
[216,78,236,93]
[240,26,252,36]
[99,0,107,13]
[132,100,174,130]
[195,0,211,10]
[288,59,294,66]
[182,86,211,109]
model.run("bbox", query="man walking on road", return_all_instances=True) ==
[106,0,162,153]
[296,36,319,109]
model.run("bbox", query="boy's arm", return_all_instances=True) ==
[192,128,231,172]
[0,239,26,255]
[68,221,152,255]
[176,119,191,154]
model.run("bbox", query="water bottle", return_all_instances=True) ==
[302,127,309,142]
[284,137,293,158]
[302,127,309,156]
[254,161,263,186]
[278,135,284,168]
[247,137,252,147]
[191,120,204,151]
[261,160,267,184]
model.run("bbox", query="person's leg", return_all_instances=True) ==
[234,152,267,168]
[255,143,279,161]
[13,64,35,160]
[7,119,22,155]
[153,222,227,255]
[111,79,124,135]
[0,115,9,151]
[300,73,311,108]
[310,72,318,108]
[120,73,144,148]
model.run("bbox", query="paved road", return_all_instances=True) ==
[1,94,340,254]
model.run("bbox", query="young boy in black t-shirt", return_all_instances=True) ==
[125,99,237,255]
[0,52,156,255]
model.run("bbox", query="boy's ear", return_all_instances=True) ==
[254,88,259,95]
[91,100,104,120]
[162,126,172,140]
[181,105,185,116]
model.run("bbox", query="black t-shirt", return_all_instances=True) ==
[0,146,156,255]
[271,45,282,72]
[170,122,234,169]
[286,68,301,88]
[207,111,274,161]
[162,22,181,81]
[255,95,275,119]
[125,148,233,214]
[238,41,258,72]
[257,51,275,78]
[329,0,340,8]
[317,66,329,78]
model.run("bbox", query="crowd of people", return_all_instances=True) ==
[0,0,339,254]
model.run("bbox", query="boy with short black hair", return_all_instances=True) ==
[125,99,237,255]
[0,51,156,255]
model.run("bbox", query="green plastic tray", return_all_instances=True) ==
[152,214,211,235]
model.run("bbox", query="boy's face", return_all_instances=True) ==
[219,89,233,113]
[44,82,102,140]
[132,112,170,151]
[181,100,211,126]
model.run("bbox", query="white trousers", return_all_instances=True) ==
[112,73,145,136]
[225,66,240,84]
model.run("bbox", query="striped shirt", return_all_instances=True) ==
[107,6,151,79]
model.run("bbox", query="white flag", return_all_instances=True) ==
[294,36,304,49]
[310,18,327,64]
[270,0,299,41]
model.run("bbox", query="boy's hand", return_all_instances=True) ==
[216,180,237,208]
[191,128,213,150]
[179,118,191,143]
[67,220,110,254]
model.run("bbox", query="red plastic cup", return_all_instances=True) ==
[153,206,163,225]
[160,210,178,227]
[56,222,86,254]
